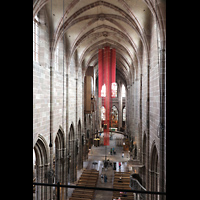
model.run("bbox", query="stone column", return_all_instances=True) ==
[62,147,67,200]
[139,73,143,162]
[118,83,122,129]
[146,64,150,195]
[69,139,75,183]
[129,83,134,140]
[159,48,166,198]
[49,64,54,199]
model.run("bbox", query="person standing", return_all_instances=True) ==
[119,162,121,169]
[101,174,104,183]
[122,152,124,158]
[104,174,107,183]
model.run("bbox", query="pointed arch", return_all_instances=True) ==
[77,119,83,169]
[55,128,64,150]
[34,134,49,166]
[33,135,49,200]
[68,123,76,183]
[69,123,75,141]
[150,142,159,199]
[54,128,65,187]
[111,105,119,128]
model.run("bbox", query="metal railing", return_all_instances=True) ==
[130,176,147,200]
[33,182,166,200]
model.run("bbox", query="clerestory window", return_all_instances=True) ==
[33,15,39,62]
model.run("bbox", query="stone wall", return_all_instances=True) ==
[126,2,166,195]
[33,7,85,193]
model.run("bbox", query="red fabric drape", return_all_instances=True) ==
[104,46,110,146]
[98,46,116,146]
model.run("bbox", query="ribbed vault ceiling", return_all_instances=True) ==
[33,0,156,84]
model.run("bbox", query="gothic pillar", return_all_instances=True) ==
[159,48,166,198]
[49,65,54,199]
[118,83,122,129]
[146,64,150,197]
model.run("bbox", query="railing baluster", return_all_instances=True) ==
[57,182,60,200]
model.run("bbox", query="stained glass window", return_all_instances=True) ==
[122,84,126,97]
[101,84,106,97]
[111,106,118,128]
[111,82,117,97]
[101,82,117,97]
[33,15,39,62]
[123,107,126,121]
[101,106,106,120]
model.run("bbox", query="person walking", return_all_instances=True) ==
[122,152,124,158]
[119,162,121,169]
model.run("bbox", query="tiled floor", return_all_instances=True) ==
[66,132,143,199]
[67,133,133,200]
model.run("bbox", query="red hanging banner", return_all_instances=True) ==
[104,46,110,146]
[98,46,116,146]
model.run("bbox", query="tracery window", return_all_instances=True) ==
[122,84,126,97]
[111,106,118,128]
[101,84,106,97]
[111,82,117,97]
[33,15,39,62]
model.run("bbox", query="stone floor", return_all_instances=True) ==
[67,133,135,200]
[33,133,140,200]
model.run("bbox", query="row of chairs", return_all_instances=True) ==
[69,169,99,200]
[112,172,134,200]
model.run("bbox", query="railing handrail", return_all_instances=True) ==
[33,182,166,195]
[130,176,147,191]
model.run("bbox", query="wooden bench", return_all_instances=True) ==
[113,181,130,185]
[82,171,98,174]
[80,176,98,180]
[112,197,134,200]
[114,174,130,177]
[69,169,99,200]
[114,179,130,183]
[113,184,131,189]
[80,174,98,178]
[113,191,134,195]
[69,197,92,200]
[78,179,97,183]
[114,172,130,174]
[73,190,94,195]
[76,183,96,186]
[113,172,134,199]
[72,193,93,198]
